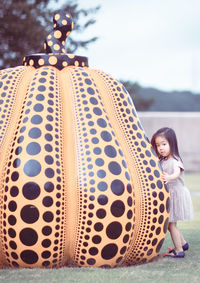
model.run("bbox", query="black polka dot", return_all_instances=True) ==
[21,205,39,224]
[44,182,54,192]
[34,103,44,112]
[127,184,132,193]
[42,239,51,248]
[156,227,161,235]
[26,142,41,155]
[20,250,38,264]
[8,201,17,212]
[95,158,104,166]
[87,258,96,265]
[96,209,106,219]
[159,192,164,201]
[91,137,99,144]
[101,244,118,260]
[42,261,50,267]
[158,215,164,224]
[87,87,95,95]
[8,228,16,238]
[154,170,160,178]
[104,145,117,158]
[45,133,53,141]
[156,180,163,189]
[13,158,21,168]
[90,97,98,104]
[89,247,98,256]
[97,118,107,128]
[22,182,40,200]
[150,160,156,167]
[9,241,17,250]
[101,131,112,142]
[38,85,46,92]
[28,127,41,139]
[45,155,54,165]
[111,179,125,196]
[108,161,121,175]
[45,168,54,178]
[152,238,158,246]
[127,210,133,219]
[15,146,22,155]
[8,215,16,225]
[11,252,18,260]
[42,251,51,259]
[97,195,108,205]
[11,172,19,181]
[24,160,41,177]
[85,78,92,85]
[92,235,101,244]
[31,115,42,125]
[94,222,103,232]
[20,228,38,246]
[159,204,165,213]
[120,246,127,255]
[166,197,170,212]
[43,211,54,222]
[125,222,131,232]
[42,226,52,236]
[10,186,19,197]
[45,144,53,152]
[106,222,122,239]
[97,181,107,191]
[111,200,125,217]
[43,196,53,207]
[156,238,165,253]
[145,150,151,157]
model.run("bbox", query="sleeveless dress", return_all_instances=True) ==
[161,157,194,222]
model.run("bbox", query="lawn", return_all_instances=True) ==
[0,173,200,283]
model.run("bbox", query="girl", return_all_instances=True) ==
[151,127,193,258]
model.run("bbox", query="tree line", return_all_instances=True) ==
[121,80,200,111]
[0,0,100,68]
[1,0,199,111]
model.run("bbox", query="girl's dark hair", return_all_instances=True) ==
[151,127,181,160]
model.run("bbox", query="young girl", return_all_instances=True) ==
[151,127,194,258]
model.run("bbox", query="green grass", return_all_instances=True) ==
[1,173,200,283]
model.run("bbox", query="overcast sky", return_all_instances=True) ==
[61,0,200,93]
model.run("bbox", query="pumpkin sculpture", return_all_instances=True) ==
[0,11,170,268]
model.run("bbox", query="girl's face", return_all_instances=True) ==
[155,135,171,159]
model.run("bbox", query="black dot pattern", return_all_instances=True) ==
[0,67,25,145]
[0,64,169,268]
[69,68,135,267]
[0,67,65,268]
[83,69,170,265]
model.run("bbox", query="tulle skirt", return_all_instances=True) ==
[169,185,194,222]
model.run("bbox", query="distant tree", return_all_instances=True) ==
[0,0,100,68]
[121,80,154,111]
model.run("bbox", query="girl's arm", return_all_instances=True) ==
[162,166,181,183]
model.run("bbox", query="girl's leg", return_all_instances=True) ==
[168,222,183,252]
[179,231,187,246]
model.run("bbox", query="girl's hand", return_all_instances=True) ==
[162,172,171,183]
[162,167,181,183]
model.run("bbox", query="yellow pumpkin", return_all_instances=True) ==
[0,11,169,268]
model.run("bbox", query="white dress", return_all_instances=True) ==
[161,157,194,222]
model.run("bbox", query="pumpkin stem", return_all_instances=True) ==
[44,11,73,54]
[23,11,88,69]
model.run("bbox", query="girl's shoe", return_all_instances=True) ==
[164,251,185,258]
[182,242,189,251]
[168,242,189,253]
